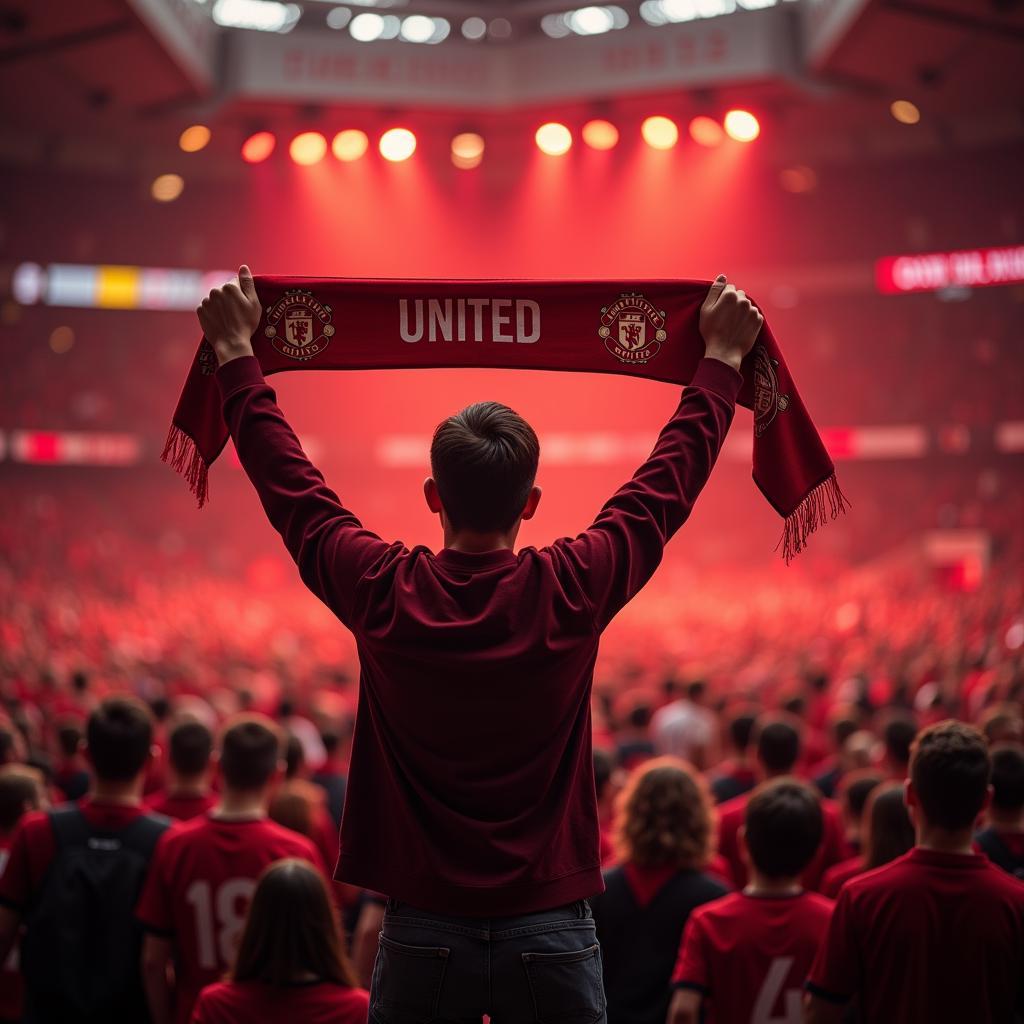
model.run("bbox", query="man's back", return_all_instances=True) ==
[807,848,1024,1022]
[217,354,742,915]
[136,814,324,1024]
[674,891,833,1024]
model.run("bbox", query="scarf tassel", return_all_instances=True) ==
[161,424,210,508]
[780,474,849,563]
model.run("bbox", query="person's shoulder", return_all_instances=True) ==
[195,980,235,1007]
[333,985,370,1015]
[799,890,836,916]
[839,852,914,901]
[11,808,51,839]
[690,890,743,924]
[717,793,748,824]
[259,818,321,858]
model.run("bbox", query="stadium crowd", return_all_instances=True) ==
[0,522,1021,1020]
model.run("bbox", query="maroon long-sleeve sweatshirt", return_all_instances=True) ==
[217,355,740,915]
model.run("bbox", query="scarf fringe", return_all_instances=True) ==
[161,424,209,508]
[780,474,848,563]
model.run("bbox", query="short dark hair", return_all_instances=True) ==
[756,718,801,774]
[56,720,82,759]
[910,720,990,830]
[430,401,539,533]
[840,770,884,821]
[169,719,213,778]
[284,734,304,780]
[0,766,43,832]
[728,712,757,754]
[219,716,282,792]
[989,743,1024,813]
[86,697,153,782]
[744,779,823,878]
[864,783,915,869]
[687,680,707,702]
[882,714,917,768]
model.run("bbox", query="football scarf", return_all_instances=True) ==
[163,277,846,560]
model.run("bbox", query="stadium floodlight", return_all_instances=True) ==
[211,0,301,32]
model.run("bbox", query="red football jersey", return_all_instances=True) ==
[136,814,327,1024]
[717,791,844,890]
[807,848,1024,1023]
[146,791,218,822]
[191,980,369,1024]
[0,834,23,1023]
[673,891,833,1024]
[820,855,865,899]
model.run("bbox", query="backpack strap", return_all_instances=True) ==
[48,805,170,857]
[48,805,93,850]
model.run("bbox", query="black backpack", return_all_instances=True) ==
[21,805,170,1024]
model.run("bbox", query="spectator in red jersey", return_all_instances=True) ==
[137,714,328,1024]
[196,269,760,1017]
[145,719,217,821]
[0,696,171,1024]
[805,720,1024,1024]
[190,859,368,1024]
[669,779,834,1024]
[821,781,915,898]
[52,719,90,802]
[833,770,884,858]
[591,758,728,1024]
[975,743,1024,878]
[717,717,845,890]
[0,766,46,1024]
[651,680,717,770]
[709,709,758,805]
[615,702,658,770]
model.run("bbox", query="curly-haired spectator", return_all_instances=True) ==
[591,757,728,1024]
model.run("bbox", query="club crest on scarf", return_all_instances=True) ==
[264,289,335,361]
[752,344,790,437]
[598,293,667,365]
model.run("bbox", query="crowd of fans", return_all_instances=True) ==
[0,552,1020,1020]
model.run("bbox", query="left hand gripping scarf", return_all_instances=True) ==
[163,277,846,560]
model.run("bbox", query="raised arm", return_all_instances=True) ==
[198,267,394,624]
[550,276,762,629]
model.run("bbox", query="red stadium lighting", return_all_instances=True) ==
[688,115,724,148]
[723,109,760,142]
[535,122,572,156]
[380,128,417,162]
[582,119,619,151]
[290,132,328,166]
[241,131,276,164]
[641,116,679,150]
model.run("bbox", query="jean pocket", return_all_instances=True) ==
[372,933,450,1024]
[522,944,605,1024]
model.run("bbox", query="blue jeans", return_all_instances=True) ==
[370,897,608,1023]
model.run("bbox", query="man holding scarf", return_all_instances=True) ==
[195,266,761,1021]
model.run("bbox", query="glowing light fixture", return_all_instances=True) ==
[350,12,385,39]
[723,109,760,141]
[488,17,512,38]
[326,7,352,29]
[462,16,486,39]
[641,115,679,150]
[380,128,417,162]
[289,131,328,165]
[535,122,572,156]
[401,14,434,41]
[688,115,724,147]
[151,174,185,202]
[451,132,485,169]
[241,131,276,163]
[332,129,369,162]
[211,0,300,32]
[582,119,619,150]
[890,99,920,125]
[179,125,211,153]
